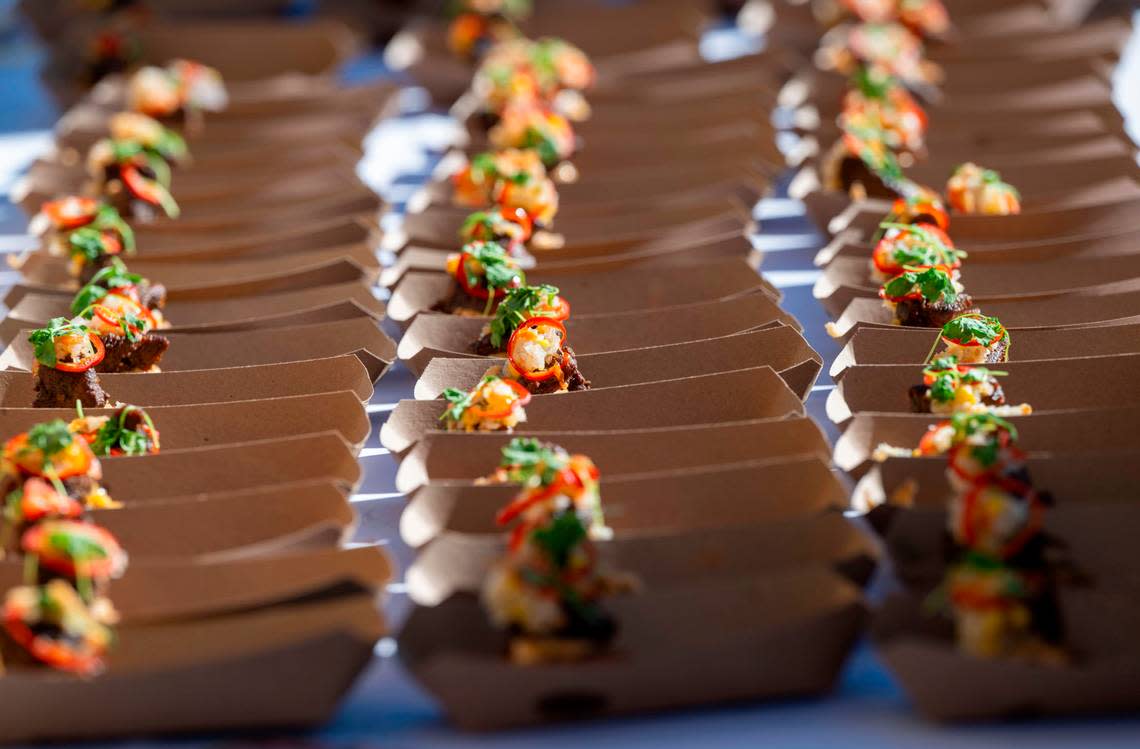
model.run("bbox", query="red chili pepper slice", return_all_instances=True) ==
[1,617,103,675]
[43,197,99,230]
[21,521,124,581]
[506,317,568,382]
[496,468,581,527]
[5,433,94,479]
[20,478,84,523]
[453,251,520,301]
[51,333,105,373]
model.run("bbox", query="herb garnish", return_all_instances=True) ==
[882,267,958,303]
[28,318,91,368]
[488,284,559,348]
[70,259,144,316]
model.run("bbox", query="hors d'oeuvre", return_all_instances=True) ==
[452,149,546,207]
[0,420,115,510]
[485,436,571,485]
[70,404,160,457]
[127,59,227,132]
[2,579,115,675]
[909,411,1018,459]
[482,508,630,664]
[818,22,939,87]
[86,112,186,220]
[832,0,949,37]
[489,315,590,395]
[446,0,529,60]
[460,207,533,255]
[441,374,531,433]
[823,114,904,197]
[473,37,594,122]
[437,241,527,316]
[908,356,1009,415]
[946,163,1022,216]
[883,183,950,230]
[493,449,606,539]
[31,197,135,282]
[879,266,973,327]
[870,221,961,282]
[28,318,109,408]
[938,313,1010,364]
[21,518,127,588]
[72,273,170,374]
[488,103,576,168]
[72,258,168,320]
[842,65,927,155]
[473,284,569,354]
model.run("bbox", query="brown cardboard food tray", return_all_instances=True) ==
[99,432,362,501]
[815,205,1140,268]
[1,317,394,382]
[395,416,831,492]
[128,214,378,258]
[95,480,356,559]
[830,286,1140,341]
[0,545,391,622]
[381,366,805,454]
[856,451,1140,514]
[5,257,376,308]
[16,243,379,291]
[0,594,384,742]
[387,258,778,325]
[45,19,360,83]
[393,202,752,253]
[0,390,369,450]
[815,251,1140,317]
[827,354,1140,424]
[401,456,845,548]
[0,354,373,408]
[0,280,384,344]
[396,293,798,375]
[407,513,872,606]
[400,567,862,731]
[833,407,1140,475]
[414,326,821,402]
[381,224,755,286]
[831,322,1140,379]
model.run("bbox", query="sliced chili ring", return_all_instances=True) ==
[19,478,85,523]
[453,251,520,301]
[506,317,568,382]
[51,333,106,373]
[495,468,580,527]
[21,521,124,581]
[5,433,94,479]
[43,197,99,230]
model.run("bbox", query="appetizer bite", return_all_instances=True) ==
[446,0,530,61]
[829,0,949,36]
[842,65,927,154]
[72,270,170,374]
[460,207,533,253]
[31,197,135,282]
[818,22,939,87]
[482,509,628,664]
[452,148,548,207]
[72,258,168,319]
[879,266,973,327]
[28,318,109,408]
[2,578,115,675]
[872,411,1018,462]
[441,375,531,433]
[909,356,1008,415]
[488,103,576,168]
[882,183,950,230]
[489,315,589,395]
[0,420,115,508]
[938,313,1009,364]
[127,59,227,131]
[86,112,187,220]
[946,163,1022,216]
[438,241,527,316]
[485,437,571,485]
[493,448,607,540]
[473,37,594,122]
[473,284,569,354]
[870,222,961,282]
[70,404,160,456]
[824,113,905,197]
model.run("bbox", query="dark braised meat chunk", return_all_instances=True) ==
[517,346,590,395]
[895,293,976,328]
[96,333,169,373]
[33,367,107,408]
